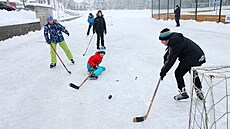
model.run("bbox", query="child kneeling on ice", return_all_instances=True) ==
[87,49,106,79]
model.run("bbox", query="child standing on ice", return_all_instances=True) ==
[174,5,181,27]
[87,49,106,79]
[44,16,75,68]
[87,13,94,36]
[93,10,107,49]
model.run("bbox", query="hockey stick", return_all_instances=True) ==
[133,78,161,122]
[83,34,94,56]
[50,43,71,74]
[69,70,96,90]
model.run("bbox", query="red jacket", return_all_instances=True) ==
[88,52,102,67]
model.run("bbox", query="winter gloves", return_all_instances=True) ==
[92,30,107,35]
[66,32,70,36]
[160,72,166,80]
[46,31,70,44]
[46,39,52,44]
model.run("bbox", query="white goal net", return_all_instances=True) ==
[105,16,113,26]
[189,65,230,129]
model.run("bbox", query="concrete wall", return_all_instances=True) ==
[35,7,53,28]
[0,6,80,41]
[0,5,53,41]
[0,21,41,41]
[26,5,53,28]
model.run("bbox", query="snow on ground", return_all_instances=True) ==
[0,10,38,26]
[0,8,78,26]
[0,10,230,129]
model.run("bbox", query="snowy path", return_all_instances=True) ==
[0,10,230,129]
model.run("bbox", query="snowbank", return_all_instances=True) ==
[0,10,38,26]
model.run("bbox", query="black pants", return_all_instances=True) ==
[175,67,202,91]
[96,32,105,48]
[87,24,92,35]
[175,17,180,26]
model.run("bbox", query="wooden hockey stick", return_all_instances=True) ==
[133,78,161,122]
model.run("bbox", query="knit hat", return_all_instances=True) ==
[98,10,102,14]
[98,49,106,54]
[47,16,53,21]
[159,28,171,40]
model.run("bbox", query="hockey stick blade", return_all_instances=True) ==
[133,79,161,123]
[68,71,72,74]
[69,83,80,90]
[133,115,146,122]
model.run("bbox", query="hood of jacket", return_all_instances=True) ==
[168,32,184,47]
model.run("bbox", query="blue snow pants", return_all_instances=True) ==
[87,63,106,77]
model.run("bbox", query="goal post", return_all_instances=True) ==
[189,65,230,129]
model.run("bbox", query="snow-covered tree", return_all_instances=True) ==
[101,0,151,10]
[93,0,107,10]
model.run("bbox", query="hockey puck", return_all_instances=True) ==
[108,95,112,99]
[135,77,137,80]
[116,80,119,82]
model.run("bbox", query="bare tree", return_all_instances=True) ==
[105,0,151,10]
[20,0,28,7]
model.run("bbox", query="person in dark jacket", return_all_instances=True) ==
[87,13,94,36]
[159,28,206,100]
[87,49,106,79]
[93,10,107,49]
[44,16,74,68]
[174,5,180,27]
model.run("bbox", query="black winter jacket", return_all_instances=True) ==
[161,33,206,75]
[174,7,180,18]
[93,16,107,34]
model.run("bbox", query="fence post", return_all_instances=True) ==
[167,0,169,20]
[218,0,223,23]
[195,0,198,20]
[158,0,160,19]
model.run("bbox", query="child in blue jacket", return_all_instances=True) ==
[87,13,94,36]
[44,16,74,68]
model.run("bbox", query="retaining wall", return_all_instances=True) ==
[0,21,40,41]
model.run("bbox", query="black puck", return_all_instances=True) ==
[108,95,112,99]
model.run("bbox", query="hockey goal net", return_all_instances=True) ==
[189,65,230,129]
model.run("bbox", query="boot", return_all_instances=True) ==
[174,88,189,100]
[71,59,75,64]
[195,88,204,100]
[50,63,56,68]
[89,74,98,80]
[101,46,106,49]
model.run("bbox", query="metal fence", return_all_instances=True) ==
[151,0,230,23]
